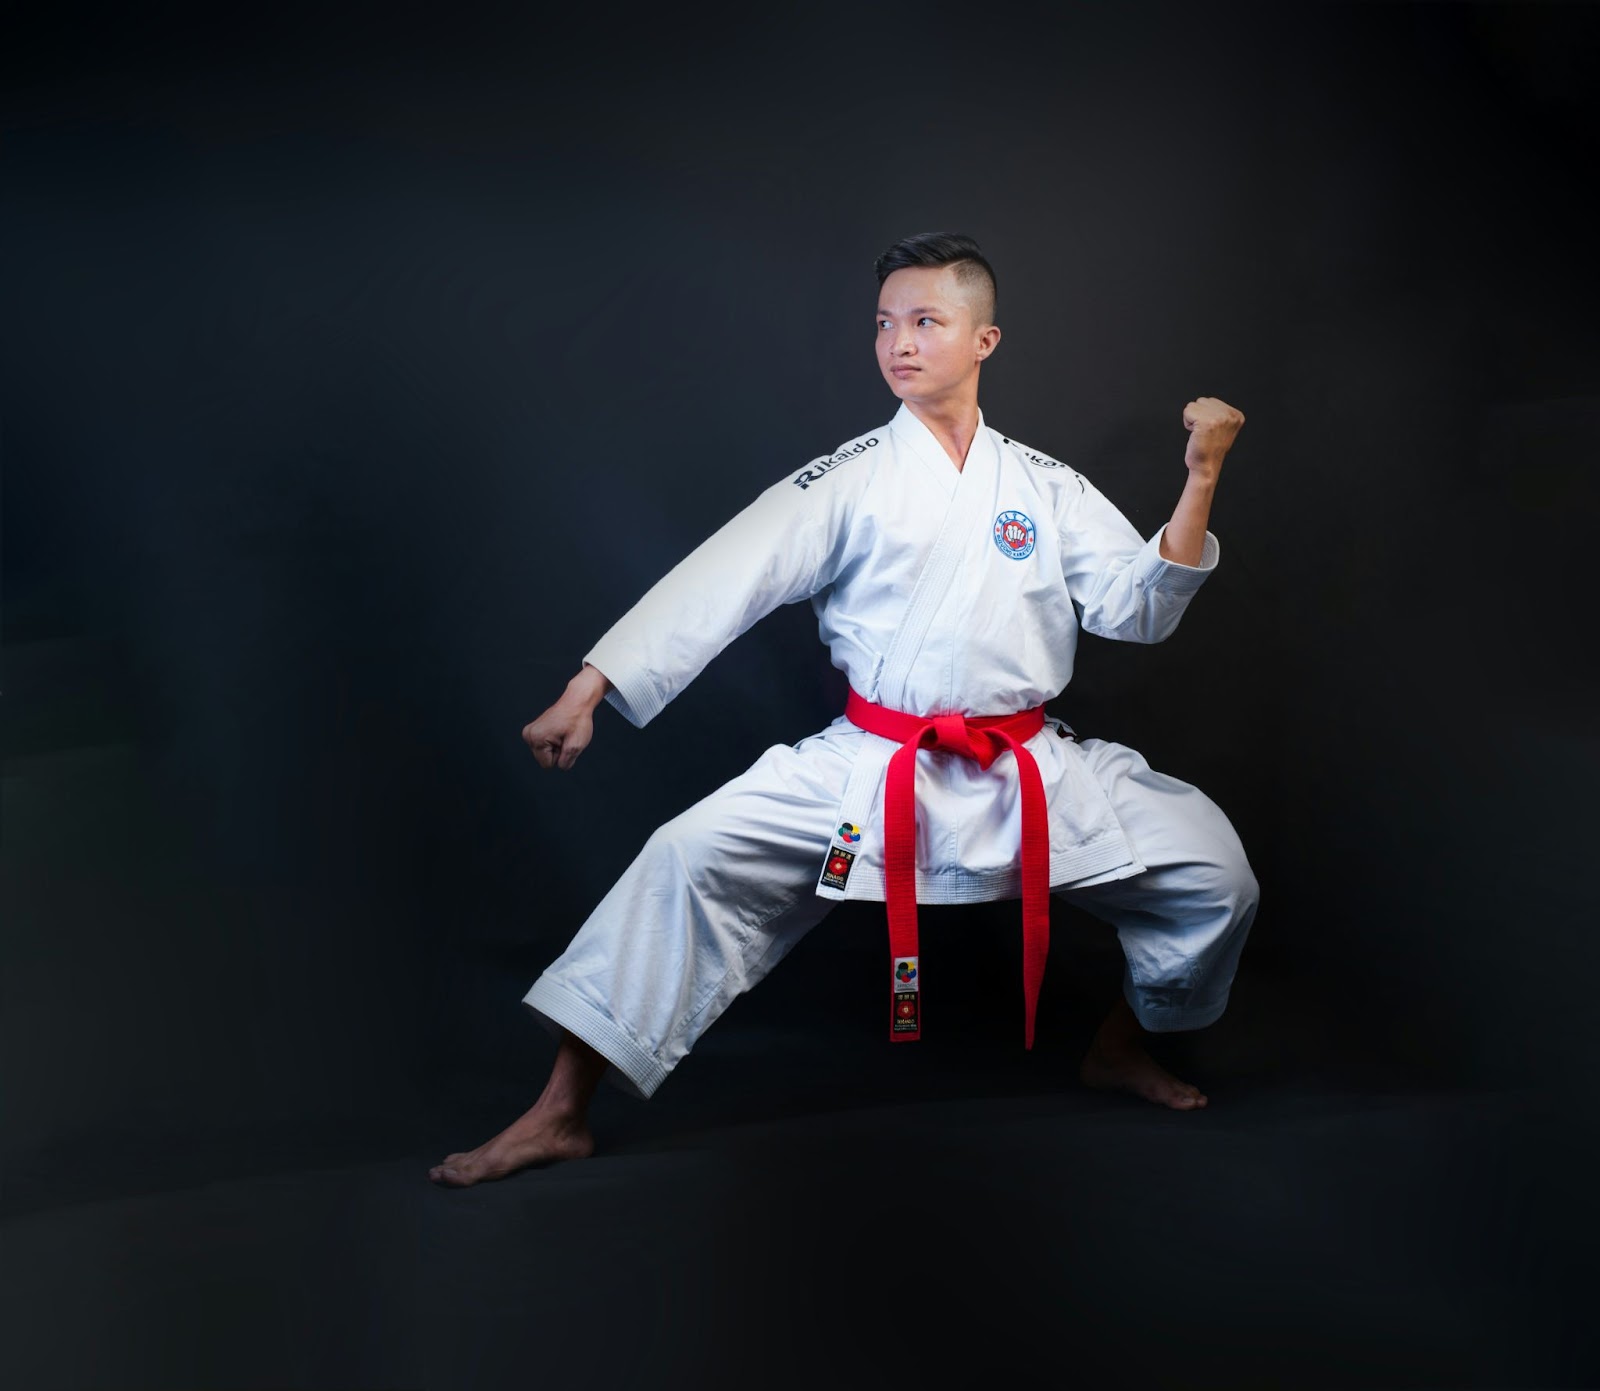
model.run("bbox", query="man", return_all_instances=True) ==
[429,232,1257,1188]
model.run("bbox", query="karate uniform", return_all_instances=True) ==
[523,403,1259,1099]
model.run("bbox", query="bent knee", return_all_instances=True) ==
[1187,834,1259,923]
[1234,859,1260,915]
[1201,812,1258,911]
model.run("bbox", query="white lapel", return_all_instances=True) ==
[876,406,996,710]
[889,402,964,496]
[817,407,1000,898]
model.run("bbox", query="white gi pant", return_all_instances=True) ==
[523,728,1259,1100]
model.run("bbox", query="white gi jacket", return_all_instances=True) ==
[584,402,1220,906]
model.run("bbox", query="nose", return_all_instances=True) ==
[891,327,916,357]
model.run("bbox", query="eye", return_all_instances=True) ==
[878,319,891,330]
[918,317,936,327]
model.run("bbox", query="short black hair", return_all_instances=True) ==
[874,232,997,326]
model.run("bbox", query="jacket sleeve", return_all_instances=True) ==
[1057,471,1220,644]
[582,463,861,727]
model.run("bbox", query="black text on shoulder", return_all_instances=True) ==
[791,436,880,491]
[1002,437,1085,491]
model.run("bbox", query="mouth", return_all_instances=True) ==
[890,366,920,377]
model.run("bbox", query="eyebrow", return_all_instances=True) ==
[875,306,947,317]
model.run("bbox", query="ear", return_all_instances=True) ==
[976,325,1002,361]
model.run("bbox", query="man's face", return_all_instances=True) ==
[875,264,996,406]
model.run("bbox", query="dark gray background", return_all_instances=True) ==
[4,0,1597,1318]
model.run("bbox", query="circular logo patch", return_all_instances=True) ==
[837,822,862,844]
[993,509,1036,560]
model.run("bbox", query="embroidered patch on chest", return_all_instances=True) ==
[993,509,1037,560]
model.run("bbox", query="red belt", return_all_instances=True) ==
[844,687,1052,1049]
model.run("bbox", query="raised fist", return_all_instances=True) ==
[1182,397,1245,478]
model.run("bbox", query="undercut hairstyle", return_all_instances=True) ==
[874,232,997,327]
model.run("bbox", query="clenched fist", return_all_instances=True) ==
[1182,397,1245,481]
[523,699,593,771]
[523,665,612,771]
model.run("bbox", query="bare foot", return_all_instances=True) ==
[428,1107,595,1187]
[1079,1036,1209,1110]
[1079,993,1209,1110]
[429,1031,607,1187]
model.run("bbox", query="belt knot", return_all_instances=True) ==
[925,713,995,764]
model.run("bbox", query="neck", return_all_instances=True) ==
[904,393,981,472]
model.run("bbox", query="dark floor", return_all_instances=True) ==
[7,628,1599,1387]
[4,1013,1597,1391]
[3,721,1593,1387]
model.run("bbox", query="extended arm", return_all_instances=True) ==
[578,455,866,728]
[521,448,866,770]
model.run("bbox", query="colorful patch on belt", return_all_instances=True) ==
[820,845,857,891]
[837,822,862,844]
[895,957,919,989]
[993,509,1037,560]
[893,991,920,1034]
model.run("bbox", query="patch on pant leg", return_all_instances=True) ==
[820,845,857,891]
[1133,984,1196,1017]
